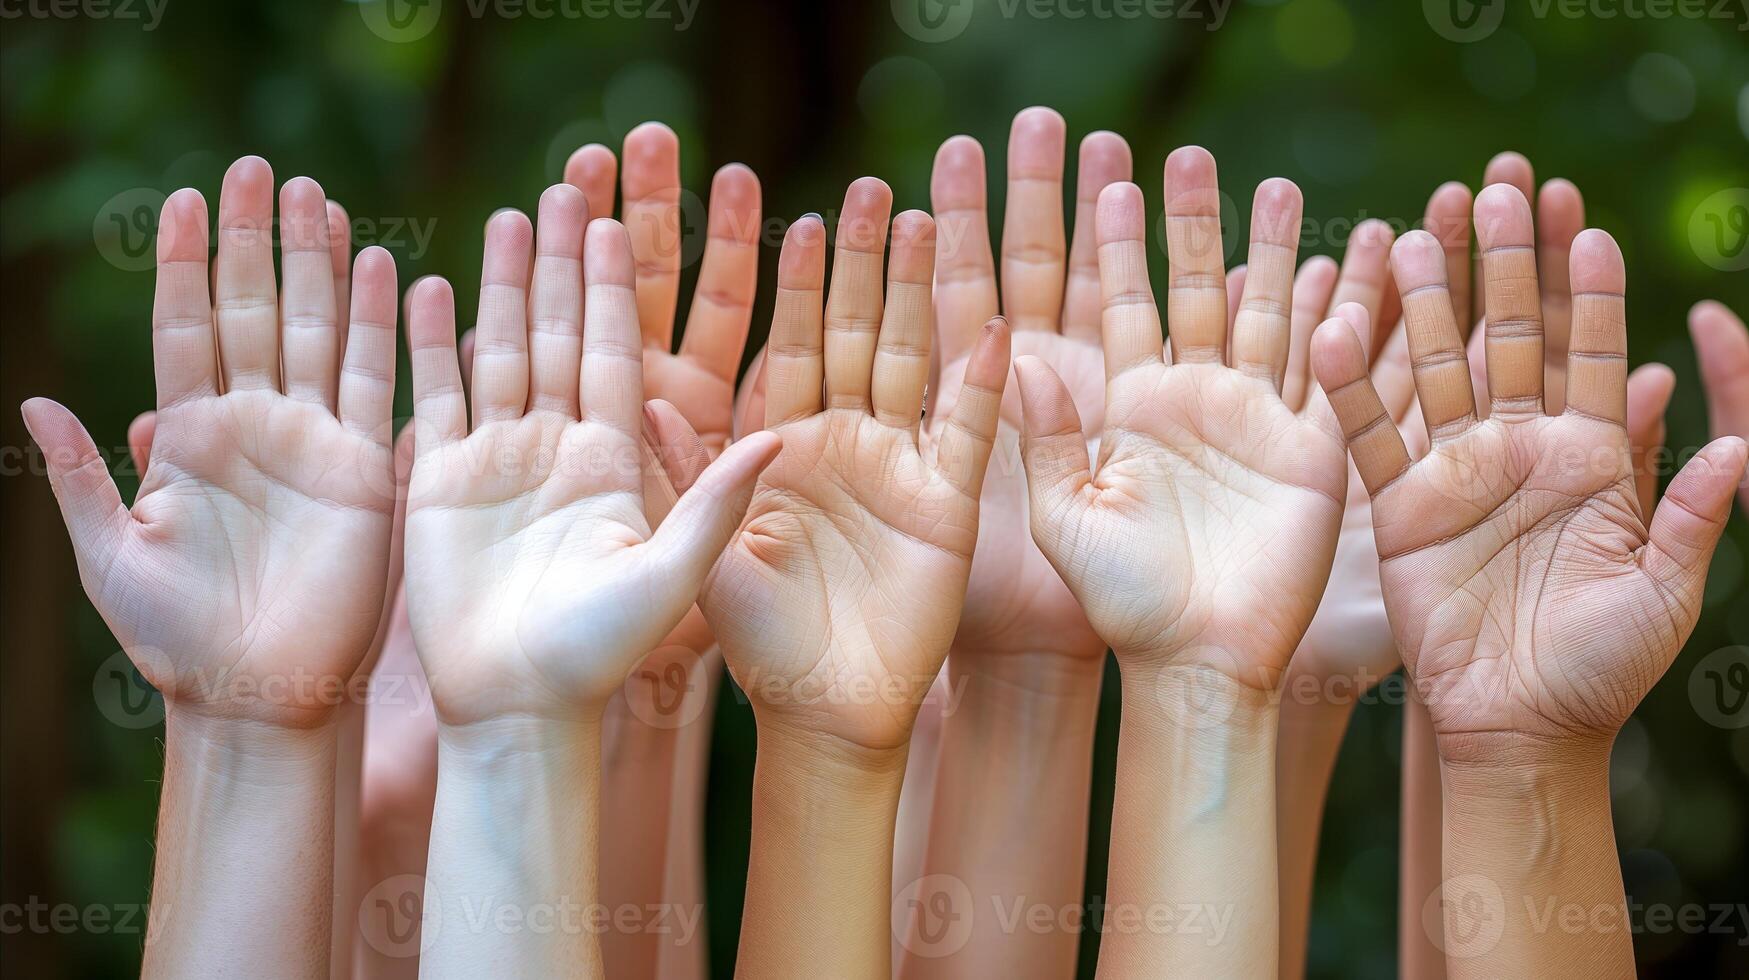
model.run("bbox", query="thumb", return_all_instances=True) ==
[22,398,132,569]
[1642,436,1747,599]
[1624,363,1675,520]
[641,430,782,599]
[1015,355,1093,506]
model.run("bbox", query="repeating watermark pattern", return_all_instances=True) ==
[0,0,167,29]
[1690,646,1749,730]
[1425,0,1748,42]
[1423,877,1749,952]
[619,648,710,730]
[727,666,971,718]
[356,0,699,44]
[0,899,153,936]
[1690,187,1749,273]
[893,0,1231,43]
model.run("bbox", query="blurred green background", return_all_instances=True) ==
[2,0,1747,976]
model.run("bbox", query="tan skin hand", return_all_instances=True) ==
[927,108,1126,663]
[1312,191,1748,762]
[1017,153,1347,686]
[1690,299,1749,513]
[701,181,1013,752]
[23,158,398,728]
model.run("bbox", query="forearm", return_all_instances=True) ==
[1399,690,1446,980]
[1274,672,1357,980]
[740,727,908,980]
[332,700,365,980]
[901,652,1103,979]
[142,707,341,979]
[423,717,603,979]
[656,649,723,980]
[1439,743,1629,980]
[1096,664,1279,978]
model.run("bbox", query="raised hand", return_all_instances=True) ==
[403,197,777,724]
[23,157,399,978]
[700,181,1010,980]
[1690,299,1749,512]
[703,183,1011,751]
[1312,188,1746,979]
[1016,151,1348,690]
[1014,148,1347,978]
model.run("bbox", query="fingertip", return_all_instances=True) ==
[1009,106,1067,176]
[1350,217,1396,253]
[353,244,395,280]
[1095,181,1144,244]
[1568,228,1623,293]
[1078,130,1133,178]
[584,217,635,284]
[1390,229,1448,287]
[224,154,273,192]
[1311,315,1367,381]
[1483,150,1534,196]
[1473,183,1533,247]
[1165,144,1217,186]
[158,188,209,262]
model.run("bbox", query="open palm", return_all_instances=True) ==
[25,159,398,726]
[1016,154,1347,688]
[701,181,1011,751]
[1312,188,1747,761]
[403,200,777,725]
[927,109,1126,661]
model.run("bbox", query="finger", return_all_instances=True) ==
[1563,229,1627,426]
[1311,316,1411,494]
[1330,218,1396,358]
[581,218,647,437]
[1095,181,1164,379]
[1230,178,1302,389]
[1536,178,1585,412]
[1283,256,1338,413]
[1000,106,1067,334]
[765,215,827,427]
[1688,300,1749,447]
[408,277,467,448]
[21,398,132,563]
[127,411,156,477]
[213,156,280,391]
[336,247,398,444]
[824,177,893,410]
[1015,354,1093,505]
[933,316,1011,496]
[1062,131,1133,342]
[621,122,682,349]
[1391,230,1478,440]
[1626,363,1675,519]
[1474,152,1534,326]
[528,183,588,416]
[930,136,998,364]
[1643,437,1748,606]
[151,188,218,407]
[871,211,936,432]
[459,327,477,393]
[279,177,342,410]
[1372,319,1416,425]
[1225,265,1248,339]
[644,399,712,497]
[1163,146,1228,363]
[327,200,353,350]
[643,431,783,596]
[1423,181,1474,339]
[677,163,761,383]
[1475,183,1544,419]
[471,210,534,426]
[733,345,768,439]
[564,143,619,220]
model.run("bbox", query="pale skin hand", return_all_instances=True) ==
[1690,299,1749,513]
[22,157,399,979]
[566,127,760,980]
[893,106,1129,979]
[402,203,779,980]
[700,183,1012,980]
[1015,151,1348,977]
[1311,190,1747,979]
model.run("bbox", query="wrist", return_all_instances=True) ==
[944,649,1104,733]
[164,701,339,777]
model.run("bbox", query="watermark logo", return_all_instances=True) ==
[893,0,975,41]
[621,649,708,731]
[1423,0,1505,42]
[93,188,166,273]
[1690,188,1749,273]
[359,874,440,958]
[1690,646,1749,729]
[1426,873,1506,959]
[92,649,166,729]
[893,875,975,958]
[357,0,443,43]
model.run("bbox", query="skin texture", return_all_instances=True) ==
[896,106,1129,979]
[699,185,1012,980]
[401,205,780,979]
[565,124,763,980]
[22,158,399,979]
[1690,299,1749,513]
[1311,193,1747,979]
[1015,150,1349,977]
